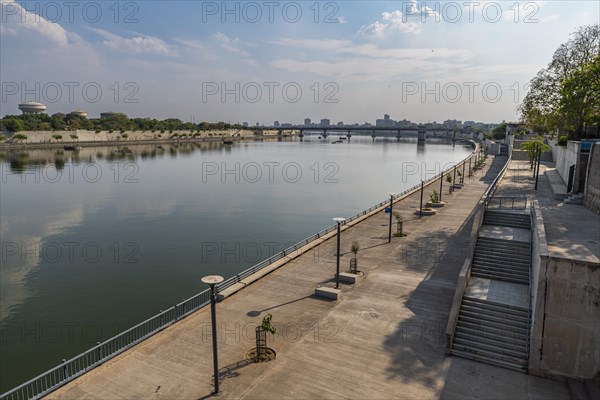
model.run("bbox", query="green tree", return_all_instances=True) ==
[3,118,25,132]
[520,25,600,136]
[521,136,550,169]
[558,55,600,136]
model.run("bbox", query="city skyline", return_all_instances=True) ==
[1,1,598,124]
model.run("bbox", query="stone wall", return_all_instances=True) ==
[529,205,600,379]
[548,140,583,192]
[1,129,283,144]
[584,143,600,214]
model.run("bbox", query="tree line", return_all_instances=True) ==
[0,113,249,133]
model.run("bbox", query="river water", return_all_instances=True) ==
[0,136,472,391]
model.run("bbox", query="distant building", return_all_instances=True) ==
[69,109,88,118]
[243,122,249,127]
[337,121,344,126]
[18,101,47,114]
[320,119,330,126]
[274,121,280,127]
[376,114,396,128]
[100,112,124,119]
[304,118,311,126]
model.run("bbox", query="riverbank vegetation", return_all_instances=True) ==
[0,113,248,133]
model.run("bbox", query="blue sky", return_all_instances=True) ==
[1,0,598,124]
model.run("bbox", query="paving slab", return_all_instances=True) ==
[465,277,529,309]
[479,226,531,243]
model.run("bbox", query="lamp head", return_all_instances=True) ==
[201,275,224,286]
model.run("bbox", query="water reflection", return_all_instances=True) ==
[0,141,235,173]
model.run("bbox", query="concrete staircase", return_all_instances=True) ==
[483,209,530,229]
[452,296,529,371]
[471,237,530,285]
[452,208,532,372]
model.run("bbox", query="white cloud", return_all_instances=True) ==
[88,27,174,56]
[359,1,443,38]
[1,0,68,45]
[212,32,257,65]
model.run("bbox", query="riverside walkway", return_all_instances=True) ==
[48,156,569,400]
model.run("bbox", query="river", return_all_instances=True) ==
[0,136,472,391]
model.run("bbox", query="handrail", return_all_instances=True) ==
[0,143,479,400]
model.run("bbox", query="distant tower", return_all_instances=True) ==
[18,101,47,114]
[69,109,88,118]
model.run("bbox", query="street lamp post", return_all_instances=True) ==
[201,275,224,395]
[419,181,424,219]
[439,170,444,202]
[388,193,395,243]
[333,217,345,289]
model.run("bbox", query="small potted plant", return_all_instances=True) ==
[446,173,453,193]
[255,313,276,362]
[349,241,360,273]
[454,170,463,189]
[427,190,445,208]
[392,211,406,236]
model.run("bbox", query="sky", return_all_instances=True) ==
[1,0,598,124]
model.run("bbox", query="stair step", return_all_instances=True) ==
[483,219,530,225]
[473,255,530,266]
[453,336,528,359]
[476,239,531,249]
[458,309,529,328]
[452,341,528,367]
[462,298,529,317]
[470,271,529,284]
[474,245,530,253]
[463,296,528,313]
[460,303,529,323]
[451,348,527,372]
[471,263,530,275]
[456,324,527,344]
[473,258,530,266]
[474,244,530,252]
[455,320,529,341]
[457,314,528,334]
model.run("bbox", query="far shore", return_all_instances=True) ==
[0,129,298,150]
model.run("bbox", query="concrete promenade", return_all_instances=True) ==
[48,156,569,400]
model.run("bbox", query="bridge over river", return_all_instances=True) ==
[269,126,474,141]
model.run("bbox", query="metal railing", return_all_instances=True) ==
[1,145,480,400]
[485,196,528,210]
